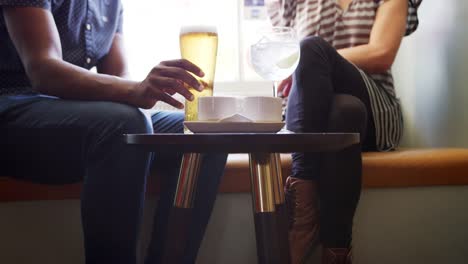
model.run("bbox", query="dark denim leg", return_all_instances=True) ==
[144,111,184,264]
[286,37,336,179]
[286,36,374,180]
[319,95,366,248]
[145,112,227,264]
[182,151,227,264]
[285,37,376,248]
[0,95,153,264]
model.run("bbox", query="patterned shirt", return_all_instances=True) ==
[267,0,422,151]
[0,0,123,95]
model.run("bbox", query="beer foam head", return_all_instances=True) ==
[180,25,217,35]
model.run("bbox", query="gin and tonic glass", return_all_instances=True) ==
[250,26,300,98]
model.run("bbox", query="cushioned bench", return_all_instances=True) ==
[1,148,468,202]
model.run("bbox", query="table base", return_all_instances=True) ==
[162,152,291,264]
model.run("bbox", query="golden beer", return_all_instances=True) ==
[179,26,218,127]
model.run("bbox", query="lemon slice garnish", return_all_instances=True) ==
[276,52,299,69]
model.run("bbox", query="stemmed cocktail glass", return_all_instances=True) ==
[250,27,300,98]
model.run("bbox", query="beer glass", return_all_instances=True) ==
[179,25,218,128]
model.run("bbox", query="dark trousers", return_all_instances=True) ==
[286,36,377,248]
[0,95,227,264]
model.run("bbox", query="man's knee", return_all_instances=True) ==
[87,102,153,135]
[113,104,153,134]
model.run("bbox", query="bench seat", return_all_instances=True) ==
[1,148,468,202]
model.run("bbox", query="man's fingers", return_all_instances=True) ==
[149,77,194,101]
[162,88,176,96]
[158,92,184,109]
[157,66,203,91]
[160,59,205,77]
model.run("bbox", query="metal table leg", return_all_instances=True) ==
[162,153,203,264]
[270,153,291,264]
[249,152,282,264]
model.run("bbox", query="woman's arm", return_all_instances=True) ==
[3,7,201,109]
[338,0,408,73]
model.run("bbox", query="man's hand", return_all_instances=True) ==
[3,7,203,109]
[130,59,205,109]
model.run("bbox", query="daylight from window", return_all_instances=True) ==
[121,0,272,100]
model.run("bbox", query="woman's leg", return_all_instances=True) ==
[287,36,375,178]
[285,36,376,262]
[0,96,154,264]
[319,95,368,248]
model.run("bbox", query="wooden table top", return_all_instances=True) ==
[124,133,360,153]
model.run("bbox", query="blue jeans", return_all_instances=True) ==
[0,95,227,264]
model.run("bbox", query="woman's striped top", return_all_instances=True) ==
[266,0,421,151]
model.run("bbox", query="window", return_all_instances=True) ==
[121,0,273,109]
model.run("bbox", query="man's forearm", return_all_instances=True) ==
[30,57,138,105]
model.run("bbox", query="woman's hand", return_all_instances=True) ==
[277,75,292,118]
[130,59,205,109]
[277,75,292,98]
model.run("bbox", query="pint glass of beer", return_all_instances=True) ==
[179,25,218,126]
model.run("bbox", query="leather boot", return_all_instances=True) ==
[284,176,320,264]
[321,248,352,264]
